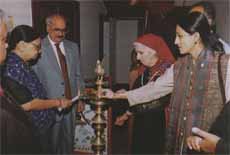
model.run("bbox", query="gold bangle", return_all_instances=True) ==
[58,99,62,107]
[25,101,32,111]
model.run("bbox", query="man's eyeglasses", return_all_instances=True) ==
[52,28,68,34]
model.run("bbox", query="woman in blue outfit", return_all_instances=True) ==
[3,25,72,153]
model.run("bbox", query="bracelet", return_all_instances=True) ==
[58,99,62,107]
[27,101,32,111]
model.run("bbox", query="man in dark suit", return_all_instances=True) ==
[187,102,230,154]
[33,13,85,154]
[0,8,39,154]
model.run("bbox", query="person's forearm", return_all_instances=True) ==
[127,82,172,106]
[113,92,127,99]
[21,99,60,111]
[126,65,174,106]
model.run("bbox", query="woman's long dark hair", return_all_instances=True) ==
[177,12,223,52]
[8,25,40,52]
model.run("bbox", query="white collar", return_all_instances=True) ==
[48,35,64,47]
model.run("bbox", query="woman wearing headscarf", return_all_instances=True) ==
[115,34,175,154]
[104,12,230,154]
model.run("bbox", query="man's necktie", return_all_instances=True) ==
[55,43,72,99]
[0,86,3,96]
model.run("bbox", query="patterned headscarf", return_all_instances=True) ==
[133,33,175,63]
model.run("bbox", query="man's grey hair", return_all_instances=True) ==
[46,15,53,26]
[0,9,6,25]
[45,14,66,26]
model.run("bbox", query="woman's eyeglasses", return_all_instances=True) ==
[31,43,41,51]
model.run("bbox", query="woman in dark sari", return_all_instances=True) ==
[3,25,71,153]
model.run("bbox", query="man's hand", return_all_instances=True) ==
[102,89,115,99]
[115,111,132,126]
[102,89,127,99]
[116,89,127,94]
[76,100,85,113]
[59,99,72,109]
[187,127,221,153]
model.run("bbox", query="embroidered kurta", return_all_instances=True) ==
[127,49,230,154]
[4,53,55,134]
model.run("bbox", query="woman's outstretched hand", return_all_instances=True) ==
[102,89,128,99]
[102,89,115,99]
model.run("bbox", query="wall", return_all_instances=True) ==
[103,19,139,84]
[214,0,230,42]
[79,1,105,79]
[0,0,32,30]
[115,20,138,83]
